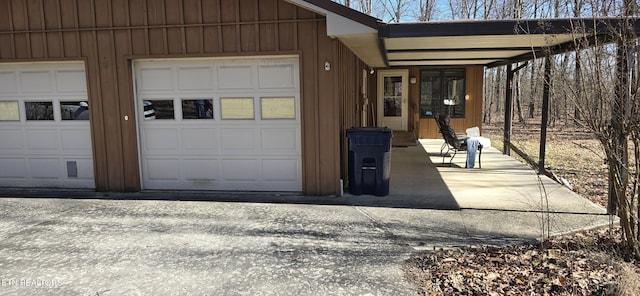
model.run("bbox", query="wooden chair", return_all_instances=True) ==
[434,113,482,168]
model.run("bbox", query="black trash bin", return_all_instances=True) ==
[346,127,393,196]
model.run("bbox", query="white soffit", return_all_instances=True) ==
[384,34,577,50]
[285,0,385,67]
[383,33,580,66]
[388,60,502,66]
[338,34,386,68]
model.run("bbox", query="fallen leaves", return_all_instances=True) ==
[405,227,639,296]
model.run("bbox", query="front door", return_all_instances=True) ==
[377,70,408,131]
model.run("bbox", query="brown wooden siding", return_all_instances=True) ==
[335,41,367,191]
[0,0,366,195]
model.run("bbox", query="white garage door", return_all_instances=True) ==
[0,62,94,189]
[135,56,302,191]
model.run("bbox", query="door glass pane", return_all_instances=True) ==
[444,69,465,118]
[419,69,465,118]
[383,76,402,117]
[0,101,19,121]
[384,98,402,117]
[60,101,89,120]
[25,102,54,120]
[220,98,254,119]
[182,99,213,119]
[384,76,402,96]
[420,70,442,117]
[261,97,295,119]
[144,100,174,120]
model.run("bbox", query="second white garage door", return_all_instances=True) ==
[135,56,302,191]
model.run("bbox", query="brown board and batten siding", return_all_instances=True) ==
[0,0,366,195]
[334,41,367,190]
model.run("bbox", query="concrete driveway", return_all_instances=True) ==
[0,195,611,296]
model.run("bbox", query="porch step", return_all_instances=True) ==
[392,131,417,147]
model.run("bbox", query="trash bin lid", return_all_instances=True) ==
[346,127,393,136]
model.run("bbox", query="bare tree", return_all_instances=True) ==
[561,12,640,258]
[358,0,373,15]
[417,0,436,21]
[379,0,412,22]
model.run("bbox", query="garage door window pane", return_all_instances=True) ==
[221,98,254,119]
[0,101,20,121]
[144,100,174,120]
[182,99,213,119]
[25,102,54,120]
[60,101,89,120]
[261,97,295,119]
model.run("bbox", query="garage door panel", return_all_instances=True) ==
[0,130,25,150]
[26,129,59,150]
[145,128,179,151]
[146,159,181,180]
[261,128,298,153]
[178,67,213,90]
[0,72,18,93]
[29,158,61,179]
[183,159,219,181]
[262,159,299,182]
[217,66,253,89]
[61,129,92,150]
[181,128,219,152]
[0,158,27,178]
[222,159,258,181]
[21,71,52,92]
[55,70,87,92]
[64,158,94,179]
[258,64,296,89]
[139,68,174,91]
[221,129,257,154]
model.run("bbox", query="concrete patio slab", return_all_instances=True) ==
[390,139,606,214]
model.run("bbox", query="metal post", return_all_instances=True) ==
[539,57,552,175]
[503,64,514,155]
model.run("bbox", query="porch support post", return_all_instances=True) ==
[538,57,552,175]
[503,63,514,155]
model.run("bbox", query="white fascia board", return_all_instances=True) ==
[284,0,377,36]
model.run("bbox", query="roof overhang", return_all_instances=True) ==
[380,18,640,68]
[285,0,386,67]
[288,1,640,69]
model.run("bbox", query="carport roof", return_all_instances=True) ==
[379,17,640,68]
[292,0,639,68]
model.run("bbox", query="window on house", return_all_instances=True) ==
[420,69,465,118]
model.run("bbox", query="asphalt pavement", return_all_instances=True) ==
[0,194,611,296]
